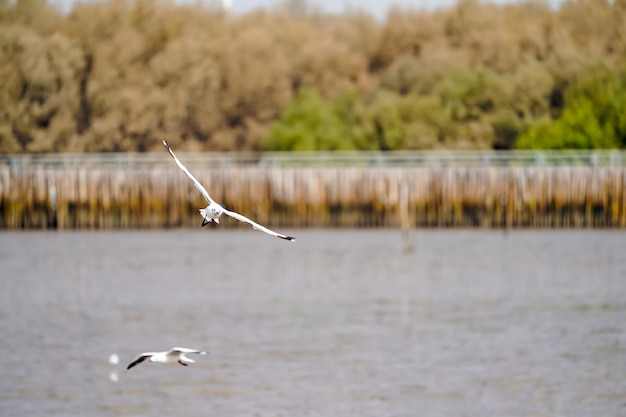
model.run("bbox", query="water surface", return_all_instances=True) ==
[1,230,625,417]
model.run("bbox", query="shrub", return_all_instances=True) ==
[263,89,356,151]
[517,65,626,149]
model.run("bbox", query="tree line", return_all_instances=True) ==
[0,0,625,153]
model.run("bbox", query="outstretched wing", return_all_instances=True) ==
[170,347,208,355]
[162,140,215,205]
[126,353,154,371]
[222,208,296,242]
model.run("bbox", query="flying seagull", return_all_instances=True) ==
[163,140,296,242]
[126,347,208,371]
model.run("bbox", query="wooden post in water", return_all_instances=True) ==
[398,177,415,253]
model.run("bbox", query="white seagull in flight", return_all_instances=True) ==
[126,347,207,371]
[163,140,296,242]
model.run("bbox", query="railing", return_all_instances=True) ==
[1,150,625,168]
[259,150,626,167]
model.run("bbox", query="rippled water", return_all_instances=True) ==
[1,230,625,417]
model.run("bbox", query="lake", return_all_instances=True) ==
[0,229,625,417]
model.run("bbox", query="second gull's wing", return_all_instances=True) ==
[170,347,207,355]
[126,353,155,371]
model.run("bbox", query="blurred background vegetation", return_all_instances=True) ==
[0,0,625,153]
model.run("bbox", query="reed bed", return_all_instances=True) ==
[1,165,625,229]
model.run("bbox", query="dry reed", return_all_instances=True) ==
[0,165,624,229]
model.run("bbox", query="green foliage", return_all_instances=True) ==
[516,99,614,149]
[517,66,626,149]
[264,88,456,151]
[363,92,452,150]
[264,89,358,151]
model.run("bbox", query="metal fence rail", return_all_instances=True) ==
[1,150,625,168]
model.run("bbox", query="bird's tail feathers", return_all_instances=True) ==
[200,208,213,227]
